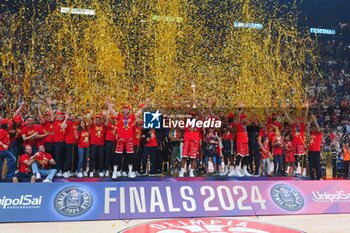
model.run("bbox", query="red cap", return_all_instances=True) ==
[13,115,22,123]
[240,114,247,120]
[0,119,8,125]
[57,111,64,115]
[297,116,303,121]
[45,111,51,115]
[95,114,102,119]
[123,105,131,110]
[227,112,235,119]
[110,115,117,119]
[190,111,196,116]
[272,112,278,118]
[139,103,145,108]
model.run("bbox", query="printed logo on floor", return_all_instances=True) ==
[270,184,304,211]
[54,186,93,217]
[119,218,304,233]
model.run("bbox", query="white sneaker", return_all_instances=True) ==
[234,167,244,177]
[135,171,141,176]
[99,172,104,177]
[56,171,63,177]
[77,172,83,178]
[243,166,253,177]
[42,179,52,183]
[112,172,118,179]
[67,171,73,177]
[63,172,70,178]
[36,173,41,180]
[189,170,195,177]
[116,171,122,177]
[179,168,185,178]
[121,171,127,177]
[105,171,110,177]
[89,172,94,177]
[221,166,229,176]
[83,171,88,177]
[128,172,136,178]
[228,167,235,177]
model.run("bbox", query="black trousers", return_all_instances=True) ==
[104,141,116,171]
[89,144,104,172]
[54,142,65,171]
[308,151,321,180]
[64,143,76,172]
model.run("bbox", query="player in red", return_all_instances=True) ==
[31,145,57,182]
[8,103,25,161]
[0,119,16,179]
[272,130,284,176]
[13,145,36,183]
[284,134,296,176]
[308,114,322,180]
[107,99,149,179]
[180,112,201,177]
[231,104,251,177]
[222,126,234,176]
[132,118,143,177]
[21,115,38,152]
[87,114,106,177]
[284,101,309,176]
[49,104,68,177]
[41,98,55,157]
[63,98,78,178]
[104,111,117,177]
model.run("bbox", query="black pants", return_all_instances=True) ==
[104,141,116,171]
[235,155,249,166]
[133,145,142,172]
[344,161,350,179]
[54,142,65,171]
[44,142,55,158]
[64,143,76,172]
[89,144,104,172]
[252,148,260,175]
[143,146,158,174]
[308,151,321,180]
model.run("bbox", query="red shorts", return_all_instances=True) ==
[115,137,134,154]
[236,142,249,156]
[285,152,295,163]
[294,144,305,155]
[182,140,199,158]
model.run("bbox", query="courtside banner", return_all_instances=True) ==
[1,181,350,222]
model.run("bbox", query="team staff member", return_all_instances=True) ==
[13,145,36,183]
[308,114,322,180]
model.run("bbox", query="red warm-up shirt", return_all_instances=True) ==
[65,120,78,144]
[90,124,105,145]
[117,113,135,139]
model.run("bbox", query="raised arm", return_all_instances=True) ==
[14,102,25,117]
[106,98,118,117]
[135,98,151,119]
[283,103,294,125]
[46,97,55,122]
[311,113,321,132]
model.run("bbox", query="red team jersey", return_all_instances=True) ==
[90,124,105,145]
[0,129,10,150]
[21,125,37,146]
[183,126,200,141]
[19,154,31,173]
[292,122,306,145]
[117,113,135,139]
[233,123,248,143]
[272,136,284,155]
[53,120,65,142]
[133,125,142,146]
[65,120,78,144]
[105,122,117,142]
[309,132,323,152]
[44,121,54,143]
[36,152,53,169]
[78,130,89,148]
[145,129,158,147]
[35,124,47,147]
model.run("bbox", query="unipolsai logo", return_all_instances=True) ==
[271,184,304,211]
[0,195,42,209]
[143,110,162,129]
[54,186,93,217]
